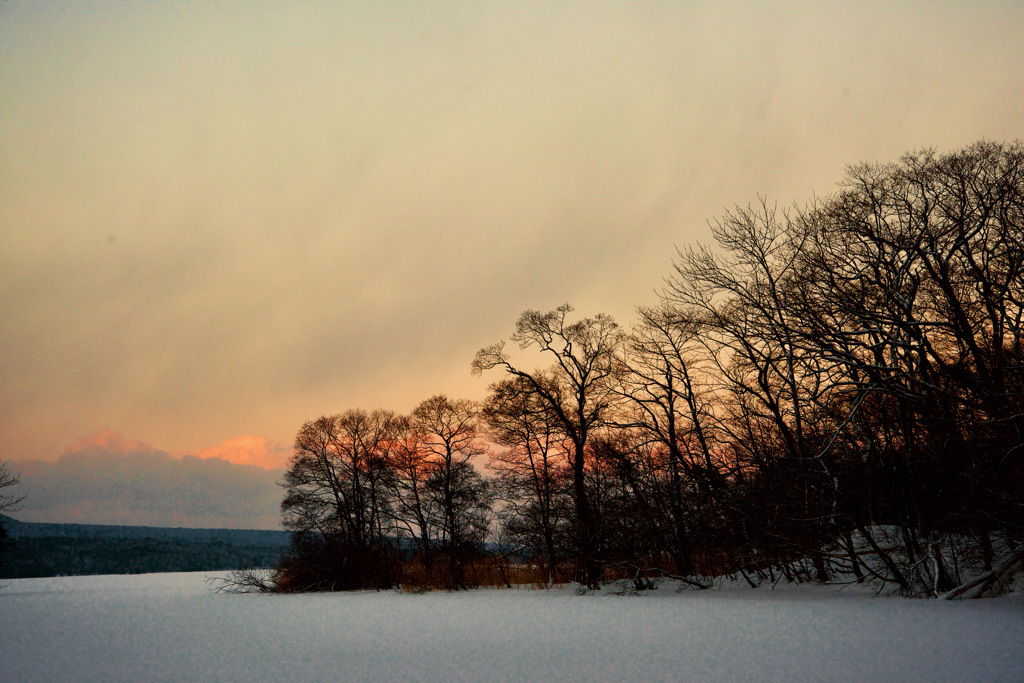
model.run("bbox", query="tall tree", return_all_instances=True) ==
[473,304,623,588]
[652,140,1024,593]
[483,376,572,585]
[616,304,722,574]
[411,395,493,589]
[666,200,838,579]
[787,141,1024,585]
[389,416,441,579]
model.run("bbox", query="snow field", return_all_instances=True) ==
[2,572,1022,682]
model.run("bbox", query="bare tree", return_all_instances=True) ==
[643,141,1024,594]
[483,376,572,585]
[666,200,840,580]
[410,395,493,589]
[616,304,723,575]
[277,410,402,590]
[473,304,623,588]
[0,461,23,514]
[0,461,23,573]
[389,416,441,580]
[786,141,1024,591]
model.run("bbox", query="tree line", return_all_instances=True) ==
[0,517,290,579]
[254,140,1023,596]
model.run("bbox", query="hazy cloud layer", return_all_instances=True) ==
[2,1,1023,471]
[9,431,283,529]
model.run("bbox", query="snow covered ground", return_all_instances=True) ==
[2,572,1021,682]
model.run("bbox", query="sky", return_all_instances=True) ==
[2,1,1022,528]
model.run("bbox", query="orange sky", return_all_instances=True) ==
[2,1,1023,480]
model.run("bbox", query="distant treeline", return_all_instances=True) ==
[0,515,289,578]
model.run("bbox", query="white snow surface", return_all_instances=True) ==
[2,572,1022,682]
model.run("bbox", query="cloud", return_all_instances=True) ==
[9,431,283,529]
[190,435,291,470]
[63,428,154,456]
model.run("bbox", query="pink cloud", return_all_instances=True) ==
[191,435,290,470]
[60,429,290,470]
[63,429,153,455]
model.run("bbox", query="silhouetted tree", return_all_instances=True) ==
[653,140,1024,594]
[483,376,572,585]
[277,410,402,590]
[616,304,726,575]
[0,461,23,573]
[474,304,623,588]
[411,395,493,589]
[389,417,442,581]
[0,461,23,514]
[785,141,1024,590]
[666,199,838,580]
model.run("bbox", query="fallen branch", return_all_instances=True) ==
[600,560,713,591]
[941,546,1024,600]
[207,567,277,594]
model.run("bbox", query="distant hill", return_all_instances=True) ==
[0,516,288,545]
[0,515,290,579]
